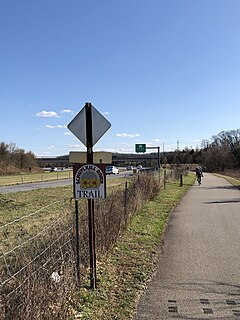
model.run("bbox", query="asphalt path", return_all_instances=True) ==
[135,173,240,320]
[0,171,130,194]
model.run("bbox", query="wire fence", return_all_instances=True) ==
[0,170,73,186]
[0,200,77,319]
[0,168,183,319]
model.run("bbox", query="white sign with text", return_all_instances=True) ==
[74,164,106,199]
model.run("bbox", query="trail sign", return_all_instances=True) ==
[67,102,111,290]
[73,164,106,199]
[67,104,111,146]
[135,144,146,153]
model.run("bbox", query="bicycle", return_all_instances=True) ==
[196,173,201,185]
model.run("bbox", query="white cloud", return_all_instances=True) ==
[115,133,140,138]
[45,125,67,129]
[60,109,74,114]
[64,132,71,135]
[36,111,59,118]
[68,144,84,149]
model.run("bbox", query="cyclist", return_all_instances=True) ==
[195,166,203,184]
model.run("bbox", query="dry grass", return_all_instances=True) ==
[1,217,77,320]
[75,173,196,319]
[0,170,73,186]
[0,171,163,319]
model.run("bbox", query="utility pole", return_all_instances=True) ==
[177,140,179,151]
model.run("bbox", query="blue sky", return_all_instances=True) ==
[1,0,240,156]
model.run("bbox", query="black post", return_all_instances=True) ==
[91,199,97,285]
[75,199,81,287]
[158,146,160,169]
[85,103,97,289]
[164,169,166,190]
[158,165,161,185]
[124,181,128,222]
[180,174,183,187]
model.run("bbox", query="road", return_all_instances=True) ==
[0,171,130,194]
[135,173,240,320]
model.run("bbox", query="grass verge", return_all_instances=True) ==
[0,170,73,186]
[215,174,240,189]
[75,173,196,319]
[0,176,132,224]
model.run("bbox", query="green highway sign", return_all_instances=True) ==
[135,144,146,153]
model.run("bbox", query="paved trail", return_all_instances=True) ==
[135,173,240,319]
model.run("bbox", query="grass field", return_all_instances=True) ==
[1,169,184,320]
[0,170,73,186]
[0,175,132,226]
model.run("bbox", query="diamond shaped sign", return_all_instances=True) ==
[67,103,111,146]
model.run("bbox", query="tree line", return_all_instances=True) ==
[1,129,240,175]
[161,129,240,172]
[0,142,38,175]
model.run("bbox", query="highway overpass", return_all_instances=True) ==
[36,153,159,167]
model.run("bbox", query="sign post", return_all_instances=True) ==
[135,144,160,168]
[75,199,80,287]
[86,103,96,290]
[68,102,111,289]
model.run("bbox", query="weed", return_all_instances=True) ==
[75,173,195,319]
[1,171,164,319]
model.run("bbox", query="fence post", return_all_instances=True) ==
[164,169,166,190]
[180,174,183,187]
[124,181,128,221]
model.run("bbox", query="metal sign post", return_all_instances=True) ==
[135,144,160,168]
[75,199,81,287]
[68,102,111,290]
[85,103,97,289]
